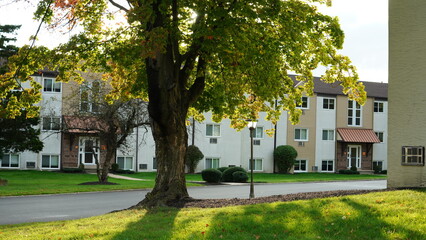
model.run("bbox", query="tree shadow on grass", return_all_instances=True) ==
[111,207,181,240]
[203,196,426,240]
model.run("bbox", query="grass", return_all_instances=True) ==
[0,170,386,197]
[1,189,425,239]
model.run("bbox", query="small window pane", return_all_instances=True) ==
[51,156,59,168]
[44,79,53,92]
[117,157,125,169]
[42,155,50,168]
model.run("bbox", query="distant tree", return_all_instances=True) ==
[185,145,204,173]
[63,80,149,183]
[0,25,20,74]
[274,145,298,173]
[0,25,43,157]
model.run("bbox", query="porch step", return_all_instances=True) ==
[358,170,374,175]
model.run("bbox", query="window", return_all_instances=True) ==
[249,158,263,171]
[295,128,308,141]
[294,160,307,172]
[117,157,133,170]
[375,132,384,142]
[321,160,334,172]
[323,98,335,109]
[348,100,362,126]
[42,155,59,169]
[205,158,220,169]
[1,154,19,168]
[80,81,101,113]
[206,124,220,137]
[297,96,309,109]
[374,102,384,113]
[254,126,264,139]
[153,157,157,170]
[402,146,425,166]
[322,130,335,141]
[373,161,383,171]
[42,117,61,131]
[43,78,61,92]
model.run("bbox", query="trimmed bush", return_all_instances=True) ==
[350,165,358,172]
[222,167,247,182]
[217,167,230,173]
[232,171,248,182]
[338,169,360,175]
[274,145,298,173]
[110,163,120,172]
[185,145,204,173]
[201,168,222,183]
[62,168,84,173]
[113,169,135,174]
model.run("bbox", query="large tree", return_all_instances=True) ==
[2,0,366,207]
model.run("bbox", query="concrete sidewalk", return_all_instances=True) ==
[107,173,148,181]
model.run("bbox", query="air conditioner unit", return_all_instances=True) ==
[298,141,305,147]
[26,162,36,169]
[312,166,318,172]
[253,140,261,145]
[139,164,148,170]
[210,138,218,144]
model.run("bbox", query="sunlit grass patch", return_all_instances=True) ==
[1,189,425,240]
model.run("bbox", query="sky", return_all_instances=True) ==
[0,0,388,83]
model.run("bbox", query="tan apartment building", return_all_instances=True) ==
[388,0,426,187]
[287,78,387,174]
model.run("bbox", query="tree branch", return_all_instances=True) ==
[109,0,129,12]
[188,57,206,105]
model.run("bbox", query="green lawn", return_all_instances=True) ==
[1,189,424,239]
[0,170,386,196]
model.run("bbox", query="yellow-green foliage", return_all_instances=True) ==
[1,190,425,240]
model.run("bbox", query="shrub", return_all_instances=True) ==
[201,168,222,183]
[380,170,387,174]
[113,169,135,174]
[62,168,84,173]
[350,165,358,172]
[274,145,298,173]
[217,167,230,173]
[185,145,204,173]
[222,167,247,182]
[111,163,120,172]
[338,169,360,175]
[232,171,249,182]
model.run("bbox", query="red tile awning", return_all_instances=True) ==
[63,116,108,134]
[337,128,381,143]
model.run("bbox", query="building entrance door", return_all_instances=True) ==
[347,145,361,169]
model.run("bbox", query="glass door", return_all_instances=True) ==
[347,145,361,168]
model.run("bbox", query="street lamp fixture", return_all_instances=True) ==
[247,120,257,199]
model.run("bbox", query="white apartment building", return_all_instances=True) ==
[1,73,388,174]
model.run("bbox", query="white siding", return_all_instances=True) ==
[315,96,336,172]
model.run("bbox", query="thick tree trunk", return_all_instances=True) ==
[137,117,189,207]
[133,44,193,207]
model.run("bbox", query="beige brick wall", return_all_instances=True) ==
[388,0,426,187]
[287,95,316,171]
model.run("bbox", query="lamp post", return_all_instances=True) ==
[247,120,257,199]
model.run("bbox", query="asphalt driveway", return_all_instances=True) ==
[0,180,386,225]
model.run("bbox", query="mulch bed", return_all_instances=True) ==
[167,189,391,208]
